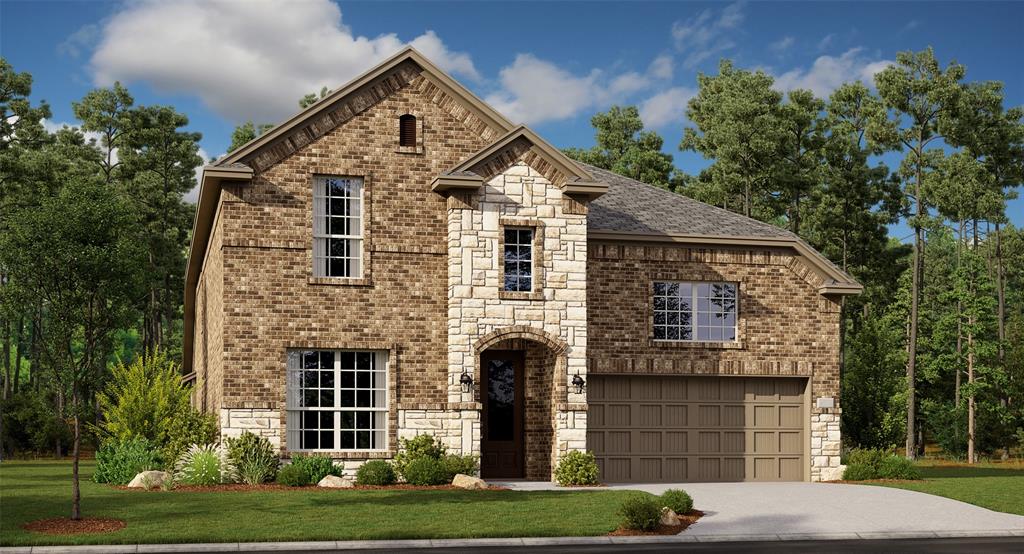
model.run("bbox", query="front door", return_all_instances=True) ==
[480,351,524,478]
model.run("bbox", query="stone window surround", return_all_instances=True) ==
[497,217,544,301]
[394,110,424,154]
[278,341,399,458]
[307,168,373,287]
[646,272,746,350]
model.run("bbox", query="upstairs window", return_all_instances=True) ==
[399,114,417,147]
[503,227,534,292]
[653,281,738,342]
[313,176,362,278]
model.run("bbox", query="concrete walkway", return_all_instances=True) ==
[494,481,1024,537]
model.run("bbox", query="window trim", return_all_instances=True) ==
[286,349,389,453]
[651,280,739,344]
[497,218,544,300]
[311,174,366,281]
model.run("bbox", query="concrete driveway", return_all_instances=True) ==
[497,481,1024,537]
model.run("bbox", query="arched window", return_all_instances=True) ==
[399,114,416,147]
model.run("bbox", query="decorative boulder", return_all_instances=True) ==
[317,475,354,488]
[452,473,487,490]
[127,470,171,489]
[659,507,681,526]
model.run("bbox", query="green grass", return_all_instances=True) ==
[0,460,638,546]
[865,459,1024,515]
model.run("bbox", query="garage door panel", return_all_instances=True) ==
[588,376,807,482]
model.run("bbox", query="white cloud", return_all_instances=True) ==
[903,20,920,32]
[88,0,480,123]
[772,48,893,96]
[816,33,836,51]
[639,87,697,129]
[770,36,795,53]
[671,2,745,68]
[647,55,674,80]
[484,53,668,125]
[58,24,99,58]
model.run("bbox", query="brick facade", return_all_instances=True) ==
[188,51,847,482]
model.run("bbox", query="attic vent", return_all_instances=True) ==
[399,114,417,147]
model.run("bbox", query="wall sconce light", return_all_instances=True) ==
[459,371,474,393]
[572,372,586,395]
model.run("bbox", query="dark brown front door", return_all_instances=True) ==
[480,351,524,478]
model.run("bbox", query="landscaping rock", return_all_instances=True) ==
[127,470,171,489]
[317,475,354,488]
[659,507,681,526]
[452,474,487,490]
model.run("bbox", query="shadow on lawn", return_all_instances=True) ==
[919,465,1024,479]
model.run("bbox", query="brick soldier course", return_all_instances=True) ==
[184,48,861,482]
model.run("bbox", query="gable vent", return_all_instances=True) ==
[399,114,417,147]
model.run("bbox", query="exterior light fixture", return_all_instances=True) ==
[572,372,586,395]
[459,371,474,393]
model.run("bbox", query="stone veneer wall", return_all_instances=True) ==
[587,241,843,481]
[447,160,589,475]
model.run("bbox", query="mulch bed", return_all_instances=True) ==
[608,510,704,536]
[116,483,509,492]
[23,517,126,535]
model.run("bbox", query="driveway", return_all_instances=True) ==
[496,481,1024,536]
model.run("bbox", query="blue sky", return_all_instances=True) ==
[2,0,1022,238]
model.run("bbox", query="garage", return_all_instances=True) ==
[586,375,808,482]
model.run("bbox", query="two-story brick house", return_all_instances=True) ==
[184,48,860,483]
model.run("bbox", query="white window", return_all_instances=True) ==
[503,227,533,292]
[313,176,362,278]
[287,350,387,451]
[653,282,738,342]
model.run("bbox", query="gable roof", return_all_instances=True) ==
[584,164,861,294]
[431,125,608,198]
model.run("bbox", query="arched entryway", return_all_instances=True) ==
[473,326,567,480]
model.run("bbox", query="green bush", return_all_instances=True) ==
[618,495,661,531]
[660,488,693,514]
[441,454,478,479]
[846,447,886,469]
[878,456,922,480]
[290,453,341,483]
[553,450,600,486]
[0,391,71,456]
[94,437,161,484]
[393,434,447,479]
[355,460,397,486]
[175,444,235,485]
[161,409,218,470]
[842,462,878,481]
[402,457,450,486]
[277,463,311,486]
[225,432,279,484]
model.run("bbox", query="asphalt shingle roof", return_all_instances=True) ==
[583,164,795,240]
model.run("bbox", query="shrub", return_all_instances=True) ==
[878,456,922,480]
[161,409,219,470]
[846,447,886,470]
[97,350,191,445]
[0,391,71,456]
[94,437,161,485]
[175,444,235,485]
[553,450,599,486]
[393,434,447,479]
[842,462,878,481]
[277,463,311,486]
[225,432,279,484]
[660,488,693,514]
[290,453,341,483]
[402,457,449,486]
[355,460,397,486]
[618,495,661,531]
[441,454,478,480]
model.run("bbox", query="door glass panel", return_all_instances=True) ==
[486,358,516,441]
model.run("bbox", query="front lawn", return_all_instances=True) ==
[0,460,637,546]
[865,459,1024,515]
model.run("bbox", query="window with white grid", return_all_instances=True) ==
[313,176,362,278]
[653,281,738,342]
[286,350,387,451]
[503,227,533,292]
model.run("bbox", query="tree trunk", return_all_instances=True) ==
[906,155,925,460]
[2,316,10,400]
[71,388,81,520]
[55,390,64,458]
[13,316,23,394]
[967,328,975,464]
[955,219,964,406]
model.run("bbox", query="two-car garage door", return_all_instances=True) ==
[587,375,807,482]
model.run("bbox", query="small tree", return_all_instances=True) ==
[0,179,145,519]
